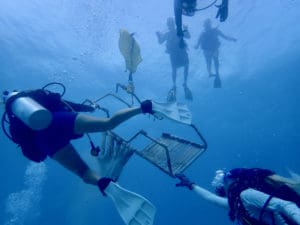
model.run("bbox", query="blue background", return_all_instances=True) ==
[1,0,300,224]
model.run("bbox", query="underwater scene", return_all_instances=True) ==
[1,0,300,225]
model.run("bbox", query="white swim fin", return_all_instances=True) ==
[105,182,156,225]
[152,101,192,125]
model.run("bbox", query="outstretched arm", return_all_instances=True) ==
[156,31,167,44]
[192,184,229,208]
[218,30,237,42]
[176,174,229,209]
[74,100,152,134]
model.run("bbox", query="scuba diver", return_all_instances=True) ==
[176,168,300,225]
[156,17,193,102]
[174,0,229,38]
[194,18,236,88]
[1,84,156,225]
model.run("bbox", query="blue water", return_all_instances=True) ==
[1,0,300,224]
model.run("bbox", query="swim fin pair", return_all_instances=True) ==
[105,181,156,225]
[167,85,193,102]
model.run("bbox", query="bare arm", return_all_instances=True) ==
[192,184,229,209]
[74,107,142,134]
[156,31,167,44]
[218,30,237,42]
[176,174,229,208]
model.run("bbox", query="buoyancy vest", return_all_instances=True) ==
[226,168,300,225]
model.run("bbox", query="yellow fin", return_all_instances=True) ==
[118,29,142,74]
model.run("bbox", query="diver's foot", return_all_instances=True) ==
[213,76,222,88]
[167,86,177,102]
[183,84,193,101]
[98,132,134,181]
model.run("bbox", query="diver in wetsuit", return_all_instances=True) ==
[176,168,300,225]
[156,17,193,102]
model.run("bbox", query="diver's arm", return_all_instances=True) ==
[218,30,237,42]
[74,100,152,134]
[192,184,229,209]
[156,31,167,44]
[176,174,228,208]
[74,107,142,134]
[174,0,183,37]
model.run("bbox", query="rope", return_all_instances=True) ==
[195,0,218,12]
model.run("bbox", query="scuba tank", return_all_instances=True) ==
[6,92,52,130]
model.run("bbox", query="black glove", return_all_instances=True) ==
[97,177,113,196]
[140,100,153,114]
[175,174,194,190]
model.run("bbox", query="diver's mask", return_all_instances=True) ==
[211,170,226,197]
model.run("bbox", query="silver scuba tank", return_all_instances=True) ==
[8,92,52,130]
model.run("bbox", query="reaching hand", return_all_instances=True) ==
[175,174,194,190]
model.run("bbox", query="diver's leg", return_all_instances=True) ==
[172,65,177,87]
[52,143,99,185]
[213,50,220,76]
[166,59,177,102]
[204,52,213,76]
[183,62,189,85]
[183,62,193,100]
[52,139,134,185]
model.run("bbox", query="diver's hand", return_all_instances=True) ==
[175,174,194,190]
[141,100,153,114]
